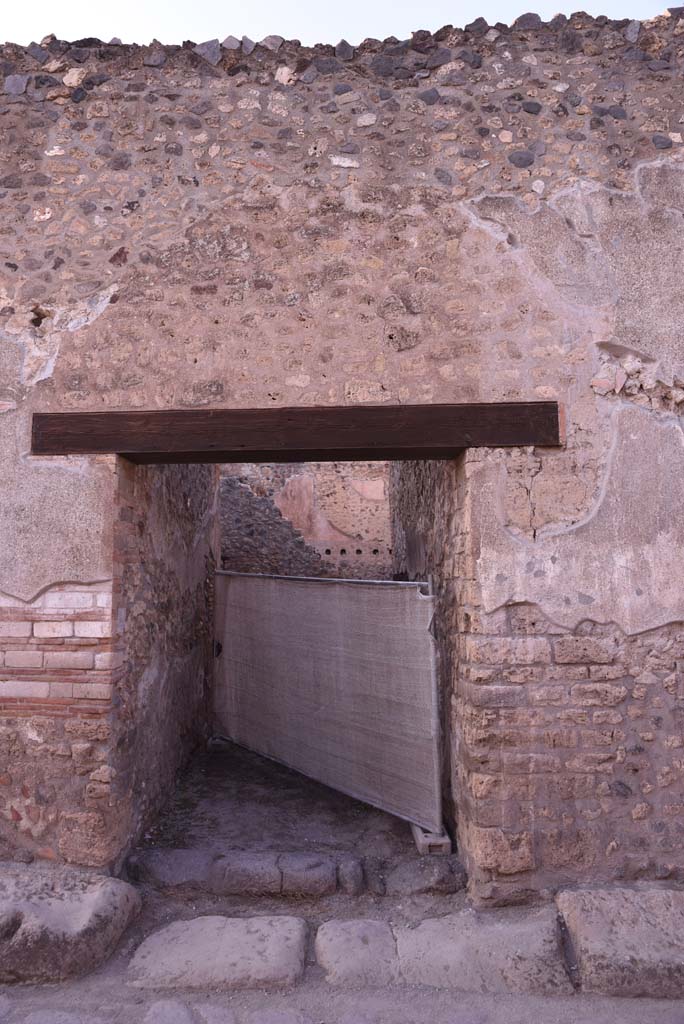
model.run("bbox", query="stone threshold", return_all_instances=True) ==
[127,846,467,898]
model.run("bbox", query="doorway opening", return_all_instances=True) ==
[129,455,456,902]
[30,402,560,896]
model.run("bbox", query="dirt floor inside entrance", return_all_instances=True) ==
[138,741,418,862]
[125,739,468,924]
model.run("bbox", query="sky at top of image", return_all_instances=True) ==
[3,0,667,47]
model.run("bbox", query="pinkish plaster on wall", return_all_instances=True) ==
[476,405,684,634]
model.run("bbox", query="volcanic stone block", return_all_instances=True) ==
[279,853,337,896]
[209,852,282,895]
[395,908,572,994]
[132,848,214,888]
[385,856,467,896]
[557,888,684,997]
[0,862,141,982]
[336,856,364,896]
[316,919,399,986]
[143,1002,195,1024]
[129,916,308,989]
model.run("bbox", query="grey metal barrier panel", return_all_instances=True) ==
[214,571,442,833]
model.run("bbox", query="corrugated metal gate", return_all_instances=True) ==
[214,571,442,833]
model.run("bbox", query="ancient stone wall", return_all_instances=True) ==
[1,12,684,893]
[0,458,218,867]
[220,462,392,579]
[0,576,117,864]
[108,460,219,868]
[393,449,684,903]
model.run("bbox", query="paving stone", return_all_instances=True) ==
[385,856,467,896]
[0,996,10,1022]
[0,862,141,983]
[336,1016,380,1024]
[557,887,684,997]
[209,852,281,894]
[23,1015,103,1024]
[194,1008,238,1024]
[129,915,308,990]
[279,853,337,896]
[396,908,572,994]
[336,1016,379,1024]
[244,1012,311,1024]
[316,919,399,986]
[143,1001,194,1024]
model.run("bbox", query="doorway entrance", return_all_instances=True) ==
[29,400,561,883]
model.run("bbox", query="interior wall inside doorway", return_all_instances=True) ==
[390,456,468,837]
[108,458,220,866]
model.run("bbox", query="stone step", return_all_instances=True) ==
[126,908,571,995]
[556,887,684,998]
[0,861,141,983]
[315,909,573,995]
[128,847,467,898]
[129,915,308,990]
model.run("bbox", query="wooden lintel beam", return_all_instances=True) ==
[31,402,561,464]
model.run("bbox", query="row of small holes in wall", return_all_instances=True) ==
[324,547,392,557]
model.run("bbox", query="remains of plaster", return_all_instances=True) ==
[1,284,118,386]
[0,284,122,600]
[477,405,684,634]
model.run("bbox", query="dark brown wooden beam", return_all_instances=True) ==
[31,402,561,463]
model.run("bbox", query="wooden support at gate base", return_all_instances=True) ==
[411,822,453,856]
[31,402,561,463]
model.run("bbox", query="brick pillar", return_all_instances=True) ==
[455,454,684,903]
[0,580,120,864]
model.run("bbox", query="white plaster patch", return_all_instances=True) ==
[330,155,360,168]
[1,285,118,386]
[477,406,684,634]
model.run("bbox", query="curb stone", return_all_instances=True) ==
[129,915,308,990]
[556,887,684,998]
[315,908,572,994]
